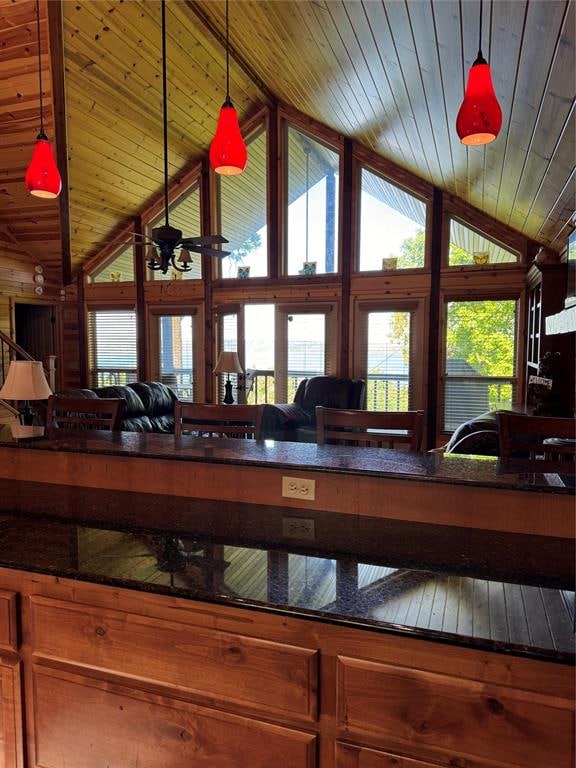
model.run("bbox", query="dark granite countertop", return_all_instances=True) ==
[1,428,574,493]
[0,481,573,664]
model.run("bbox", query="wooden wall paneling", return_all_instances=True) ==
[379,1,444,188]
[530,113,576,244]
[482,1,528,221]
[495,1,569,226]
[507,2,575,236]
[313,2,396,161]
[427,1,470,202]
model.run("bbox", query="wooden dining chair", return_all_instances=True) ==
[316,407,425,452]
[174,402,264,439]
[497,412,576,461]
[46,395,125,431]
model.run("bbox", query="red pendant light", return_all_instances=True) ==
[25,0,61,198]
[456,2,502,146]
[209,0,247,175]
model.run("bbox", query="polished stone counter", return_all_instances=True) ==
[0,497,573,664]
[1,428,575,493]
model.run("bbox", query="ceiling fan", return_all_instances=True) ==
[107,0,230,275]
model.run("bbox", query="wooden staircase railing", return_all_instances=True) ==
[0,329,56,420]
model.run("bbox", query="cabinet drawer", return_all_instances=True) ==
[0,590,17,652]
[337,656,574,768]
[34,666,317,768]
[31,596,318,720]
[336,742,440,768]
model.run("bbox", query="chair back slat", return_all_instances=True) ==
[47,395,124,431]
[497,412,576,461]
[316,407,424,452]
[175,402,264,440]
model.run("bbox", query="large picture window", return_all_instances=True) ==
[220,128,268,278]
[286,125,339,276]
[359,168,426,271]
[87,309,137,387]
[443,299,518,431]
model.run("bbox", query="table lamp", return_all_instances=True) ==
[213,351,243,404]
[0,360,52,438]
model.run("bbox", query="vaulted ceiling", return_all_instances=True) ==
[0,0,574,285]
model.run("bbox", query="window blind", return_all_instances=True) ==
[87,309,137,388]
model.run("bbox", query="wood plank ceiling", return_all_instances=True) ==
[1,0,575,283]
[0,0,61,277]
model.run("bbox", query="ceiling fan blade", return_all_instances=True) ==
[186,245,231,258]
[180,235,229,247]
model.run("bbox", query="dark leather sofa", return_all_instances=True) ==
[59,381,177,433]
[260,375,366,442]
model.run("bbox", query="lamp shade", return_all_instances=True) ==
[25,133,62,198]
[456,56,502,146]
[0,361,52,400]
[213,350,243,375]
[209,101,247,176]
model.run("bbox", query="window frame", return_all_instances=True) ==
[281,119,344,279]
[438,291,525,436]
[86,303,139,388]
[354,162,431,275]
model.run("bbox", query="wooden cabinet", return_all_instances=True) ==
[0,657,23,768]
[0,567,573,768]
[336,742,441,768]
[33,665,316,768]
[30,595,318,722]
[337,655,574,768]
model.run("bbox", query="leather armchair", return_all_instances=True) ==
[260,375,366,442]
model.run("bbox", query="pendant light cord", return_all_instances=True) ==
[161,0,169,227]
[225,0,230,100]
[35,0,45,136]
[478,0,483,58]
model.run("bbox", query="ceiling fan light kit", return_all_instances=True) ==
[209,0,247,175]
[456,1,502,146]
[146,0,229,275]
[25,0,61,198]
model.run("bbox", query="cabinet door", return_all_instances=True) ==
[33,665,317,768]
[336,742,440,768]
[0,657,23,768]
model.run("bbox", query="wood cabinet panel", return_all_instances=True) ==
[337,656,574,768]
[0,591,17,652]
[33,666,317,768]
[336,742,441,768]
[0,657,24,768]
[30,596,318,720]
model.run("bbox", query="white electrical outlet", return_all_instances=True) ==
[281,476,316,501]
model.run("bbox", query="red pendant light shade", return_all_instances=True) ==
[209,0,247,175]
[25,131,62,198]
[210,99,247,176]
[26,0,61,198]
[456,53,502,145]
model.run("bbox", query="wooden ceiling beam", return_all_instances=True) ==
[47,0,70,285]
